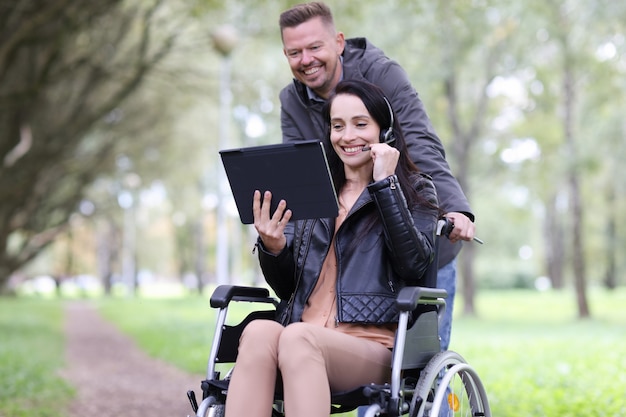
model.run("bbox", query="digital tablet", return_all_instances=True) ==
[220,140,339,224]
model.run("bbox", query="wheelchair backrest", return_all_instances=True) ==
[401,305,440,370]
[398,225,445,370]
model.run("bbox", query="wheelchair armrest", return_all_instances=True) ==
[209,285,271,308]
[396,286,448,312]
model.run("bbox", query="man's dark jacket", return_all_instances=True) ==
[279,37,473,266]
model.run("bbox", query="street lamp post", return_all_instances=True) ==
[212,25,238,286]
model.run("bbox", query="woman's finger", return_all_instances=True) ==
[261,190,272,219]
[272,198,287,224]
[252,190,262,220]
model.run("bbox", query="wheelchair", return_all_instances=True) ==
[186,220,491,417]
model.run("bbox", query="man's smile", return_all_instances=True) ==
[303,65,322,76]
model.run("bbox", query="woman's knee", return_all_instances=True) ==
[277,322,321,363]
[238,319,284,358]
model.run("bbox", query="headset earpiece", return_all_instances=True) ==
[380,126,394,143]
[380,97,396,145]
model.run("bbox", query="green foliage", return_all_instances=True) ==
[0,299,72,417]
[4,0,625,298]
[0,0,187,285]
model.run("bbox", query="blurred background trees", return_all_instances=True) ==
[1,0,625,318]
[0,0,191,288]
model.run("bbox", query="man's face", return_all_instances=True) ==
[282,17,345,99]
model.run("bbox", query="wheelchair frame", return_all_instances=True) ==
[186,220,491,417]
[186,284,490,417]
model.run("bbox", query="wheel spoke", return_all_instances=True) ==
[409,351,490,417]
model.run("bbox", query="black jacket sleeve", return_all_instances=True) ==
[256,223,297,300]
[367,174,438,283]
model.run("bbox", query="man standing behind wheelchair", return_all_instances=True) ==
[223,79,440,417]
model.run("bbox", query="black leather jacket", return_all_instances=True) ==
[256,174,438,325]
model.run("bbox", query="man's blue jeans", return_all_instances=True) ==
[436,259,456,351]
[356,259,457,417]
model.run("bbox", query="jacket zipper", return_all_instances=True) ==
[387,176,398,293]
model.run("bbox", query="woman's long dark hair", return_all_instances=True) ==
[322,79,433,210]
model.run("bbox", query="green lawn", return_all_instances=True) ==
[0,298,72,417]
[450,289,626,416]
[1,287,625,417]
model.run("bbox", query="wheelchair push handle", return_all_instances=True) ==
[437,218,484,244]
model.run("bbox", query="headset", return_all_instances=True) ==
[380,96,396,145]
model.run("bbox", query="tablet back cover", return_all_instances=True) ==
[220,140,338,224]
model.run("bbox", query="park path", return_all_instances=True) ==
[60,301,204,417]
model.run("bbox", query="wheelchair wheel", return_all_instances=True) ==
[194,396,224,417]
[207,404,224,417]
[410,351,490,417]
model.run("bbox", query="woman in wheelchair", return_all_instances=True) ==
[224,79,440,417]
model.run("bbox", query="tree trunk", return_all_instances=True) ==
[96,217,119,296]
[563,50,590,318]
[604,183,617,290]
[544,192,565,289]
[65,227,75,297]
[193,218,206,295]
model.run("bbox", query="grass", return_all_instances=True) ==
[2,287,625,416]
[0,298,72,417]
[450,289,626,417]
[96,296,220,373]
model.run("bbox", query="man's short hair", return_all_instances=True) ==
[279,1,334,31]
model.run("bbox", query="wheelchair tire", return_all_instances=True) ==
[409,351,491,417]
[195,396,224,417]
[207,404,224,417]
